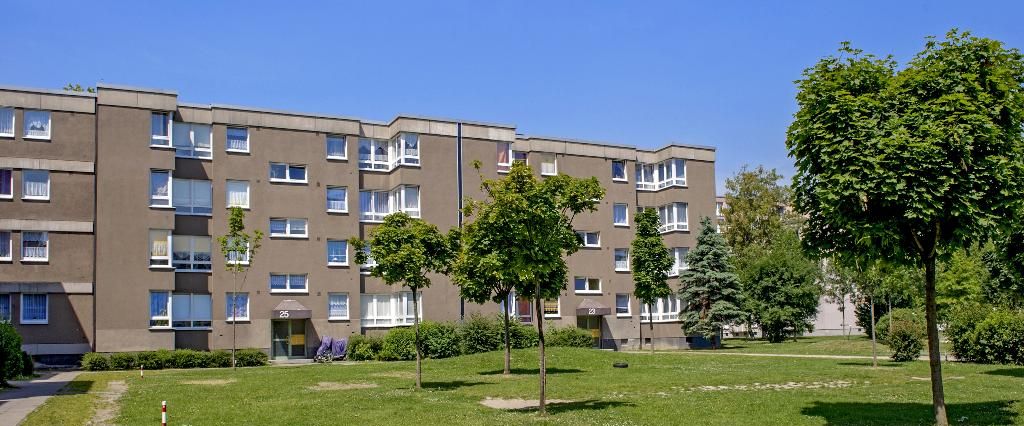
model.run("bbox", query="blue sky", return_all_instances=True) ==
[3,1,1022,190]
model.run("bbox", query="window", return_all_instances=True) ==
[539,153,557,176]
[23,110,51,140]
[149,230,172,267]
[658,202,689,233]
[358,138,389,170]
[0,231,10,261]
[172,235,212,272]
[499,293,535,323]
[359,190,390,222]
[270,273,307,292]
[360,293,421,327]
[716,201,725,218]
[574,277,601,294]
[613,203,629,226]
[149,291,170,328]
[0,294,10,322]
[21,294,48,324]
[390,185,420,217]
[225,238,250,265]
[226,127,249,152]
[513,151,527,165]
[636,159,686,190]
[327,240,348,265]
[612,160,627,181]
[22,169,49,200]
[21,231,48,261]
[0,107,13,137]
[359,245,376,272]
[269,218,307,238]
[225,292,249,321]
[226,180,250,209]
[636,163,656,190]
[326,187,347,212]
[543,298,560,318]
[328,293,349,320]
[326,135,347,159]
[614,248,630,271]
[640,296,681,322]
[151,113,170,147]
[391,133,420,166]
[172,122,212,159]
[171,293,212,328]
[269,163,307,183]
[576,231,600,248]
[615,294,631,317]
[0,169,11,198]
[670,247,689,277]
[149,170,172,207]
[172,179,212,215]
[496,142,511,173]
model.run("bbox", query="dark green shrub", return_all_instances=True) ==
[460,314,502,354]
[168,349,204,369]
[109,352,138,370]
[510,321,539,349]
[347,335,382,361]
[20,351,34,377]
[379,327,417,361]
[81,352,110,371]
[876,308,925,344]
[548,325,595,347]
[887,319,925,362]
[136,350,172,370]
[946,303,989,362]
[971,310,1024,365]
[234,348,268,367]
[420,321,461,359]
[0,321,23,382]
[206,350,233,368]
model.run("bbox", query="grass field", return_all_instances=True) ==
[720,335,893,356]
[23,346,1024,425]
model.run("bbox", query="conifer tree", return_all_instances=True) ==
[679,217,744,348]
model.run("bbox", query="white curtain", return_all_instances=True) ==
[24,111,49,138]
[404,186,419,210]
[150,231,168,257]
[22,294,47,321]
[0,108,13,135]
[23,171,48,197]
[329,294,348,318]
[227,181,248,207]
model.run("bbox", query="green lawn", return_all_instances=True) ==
[720,335,893,356]
[24,347,1024,425]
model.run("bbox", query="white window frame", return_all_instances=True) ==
[225,238,250,265]
[172,235,212,272]
[225,292,250,322]
[0,168,11,199]
[328,293,350,320]
[21,231,48,262]
[269,273,308,293]
[359,190,390,222]
[268,162,307,184]
[172,122,213,160]
[636,159,687,191]
[614,248,630,272]
[576,231,600,248]
[359,245,376,273]
[640,296,681,322]
[326,135,347,160]
[226,180,250,209]
[360,292,421,327]
[390,133,420,167]
[497,142,512,173]
[21,169,50,201]
[149,291,171,328]
[225,127,250,153]
[327,239,348,266]
[269,218,308,238]
[539,153,557,176]
[23,110,51,140]
[171,293,213,329]
[358,138,390,170]
[573,276,601,294]
[390,185,420,218]
[670,247,689,277]
[611,160,628,182]
[636,163,656,191]
[172,179,213,216]
[149,170,173,208]
[149,229,172,269]
[543,298,561,318]
[613,203,629,227]
[0,107,14,138]
[150,112,171,147]
[20,293,48,324]
[326,186,347,213]
[615,293,631,317]
[0,230,11,261]
[716,201,725,218]
[0,294,11,322]
[658,202,689,233]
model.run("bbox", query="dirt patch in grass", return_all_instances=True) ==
[685,380,854,392]
[479,397,574,410]
[308,382,379,391]
[372,371,415,379]
[90,380,127,426]
[181,379,238,385]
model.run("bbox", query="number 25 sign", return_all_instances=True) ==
[278,310,290,318]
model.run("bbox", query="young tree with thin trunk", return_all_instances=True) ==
[787,30,1024,425]
[679,217,745,349]
[630,208,674,353]
[822,258,856,339]
[217,207,263,370]
[351,213,458,390]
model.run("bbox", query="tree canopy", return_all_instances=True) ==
[630,207,674,351]
[723,165,792,253]
[679,217,745,346]
[739,229,821,343]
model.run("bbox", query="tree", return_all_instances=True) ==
[351,213,458,389]
[821,258,856,339]
[0,321,23,386]
[739,229,821,343]
[786,31,1024,425]
[630,208,674,353]
[936,247,988,317]
[62,83,95,93]
[722,165,791,253]
[216,207,263,369]
[982,234,1024,309]
[679,217,745,348]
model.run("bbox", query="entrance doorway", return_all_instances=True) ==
[576,316,602,348]
[271,319,306,359]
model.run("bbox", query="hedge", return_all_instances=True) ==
[548,325,596,348]
[0,321,23,382]
[875,308,925,345]
[81,348,267,371]
[947,305,1024,365]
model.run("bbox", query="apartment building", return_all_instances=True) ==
[0,83,716,361]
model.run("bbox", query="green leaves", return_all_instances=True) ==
[217,206,263,274]
[630,208,673,304]
[679,217,745,342]
[350,213,458,290]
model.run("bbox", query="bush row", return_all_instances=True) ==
[947,305,1024,365]
[81,348,268,371]
[346,314,592,362]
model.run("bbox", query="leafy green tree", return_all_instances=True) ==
[630,208,674,352]
[351,213,458,389]
[821,258,856,339]
[786,31,1024,425]
[936,248,987,317]
[62,83,95,93]
[982,232,1024,309]
[722,165,791,253]
[0,322,23,385]
[216,207,263,369]
[740,229,821,342]
[679,217,744,348]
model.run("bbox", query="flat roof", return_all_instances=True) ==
[0,84,96,98]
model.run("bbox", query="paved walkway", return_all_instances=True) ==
[0,371,80,426]
[625,350,952,362]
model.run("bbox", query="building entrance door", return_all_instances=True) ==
[271,319,306,359]
[576,316,602,348]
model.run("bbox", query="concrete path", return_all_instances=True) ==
[0,371,80,426]
[625,350,953,362]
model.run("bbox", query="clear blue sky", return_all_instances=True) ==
[4,1,1022,191]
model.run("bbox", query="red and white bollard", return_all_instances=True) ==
[161,400,167,426]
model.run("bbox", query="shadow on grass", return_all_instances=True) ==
[835,361,902,368]
[801,400,1019,425]
[478,368,584,376]
[984,368,1024,379]
[420,380,490,391]
[0,378,94,400]
[510,399,633,414]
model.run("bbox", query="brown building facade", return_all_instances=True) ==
[0,83,716,360]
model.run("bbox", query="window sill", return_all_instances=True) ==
[225,149,250,154]
[21,258,49,263]
[228,261,250,266]
[172,327,212,331]
[149,204,174,210]
[175,155,213,161]
[581,245,601,249]
[326,156,348,161]
[20,320,49,325]
[148,326,173,331]
[149,265,175,270]
[328,317,350,322]
[575,290,602,295]
[150,143,174,150]
[175,212,213,217]
[175,270,212,274]
[23,136,51,141]
[543,315,561,319]
[359,219,384,224]
[326,209,349,214]
[612,178,628,183]
[614,269,631,273]
[22,197,50,201]
[268,179,308,185]
[327,262,349,267]
[226,206,250,210]
[639,319,681,324]
[226,319,250,323]
[541,172,557,176]
[0,132,14,138]
[613,223,629,228]
[361,323,417,329]
[270,290,309,294]
[616,314,632,318]
[0,195,12,200]
[269,234,308,239]
[0,258,12,263]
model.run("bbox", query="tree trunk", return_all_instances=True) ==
[924,256,948,426]
[648,303,655,354]
[412,287,422,390]
[840,303,848,341]
[534,284,547,415]
[638,305,644,352]
[870,295,877,368]
[888,297,893,331]
[231,273,237,370]
[503,297,511,376]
